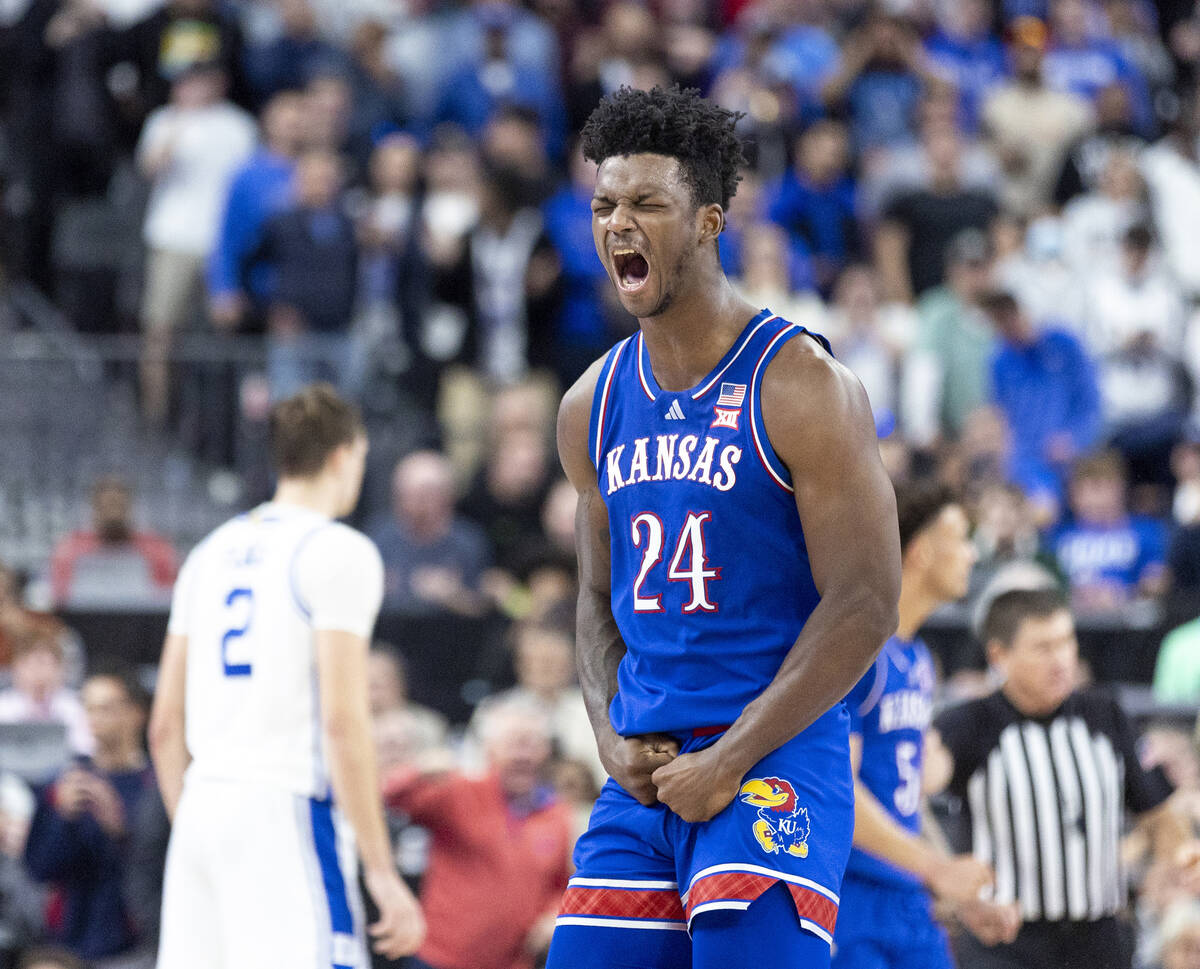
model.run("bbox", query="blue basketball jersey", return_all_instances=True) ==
[843,635,936,888]
[588,309,838,737]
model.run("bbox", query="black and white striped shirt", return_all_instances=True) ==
[934,689,1171,923]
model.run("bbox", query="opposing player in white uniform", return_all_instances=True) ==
[149,384,425,969]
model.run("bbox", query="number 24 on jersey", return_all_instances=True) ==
[630,511,721,614]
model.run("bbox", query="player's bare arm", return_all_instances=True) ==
[316,628,426,959]
[558,361,679,806]
[847,733,992,905]
[652,340,900,822]
[149,632,190,819]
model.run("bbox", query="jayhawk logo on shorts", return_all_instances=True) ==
[740,776,811,858]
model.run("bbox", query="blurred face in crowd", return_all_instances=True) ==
[514,626,574,698]
[975,484,1028,550]
[367,650,407,716]
[482,114,546,178]
[947,253,991,302]
[925,125,963,187]
[797,121,849,185]
[484,707,552,800]
[1008,17,1047,82]
[279,0,318,36]
[1051,0,1088,45]
[1069,470,1125,525]
[294,152,343,209]
[305,75,351,149]
[740,222,789,291]
[940,0,990,40]
[392,452,456,538]
[541,479,577,553]
[488,429,548,501]
[12,643,64,705]
[910,504,976,603]
[373,709,422,773]
[592,152,718,319]
[262,92,307,157]
[82,677,143,753]
[92,481,133,544]
[603,1,657,60]
[986,303,1034,345]
[171,67,225,109]
[370,135,421,195]
[1165,923,1200,969]
[833,264,880,323]
[989,609,1079,716]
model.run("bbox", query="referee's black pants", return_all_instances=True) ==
[954,916,1134,969]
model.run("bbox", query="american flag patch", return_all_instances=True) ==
[717,383,746,408]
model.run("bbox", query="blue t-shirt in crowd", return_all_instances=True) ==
[848,70,923,151]
[1043,40,1153,133]
[763,171,858,290]
[1051,515,1168,595]
[924,30,1009,131]
[542,184,611,349]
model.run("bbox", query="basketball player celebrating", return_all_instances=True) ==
[150,385,424,969]
[833,481,1009,969]
[548,86,901,969]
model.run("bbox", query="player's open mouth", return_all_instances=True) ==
[612,247,651,294]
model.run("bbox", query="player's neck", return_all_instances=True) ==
[273,478,342,520]
[638,276,759,392]
[895,575,942,641]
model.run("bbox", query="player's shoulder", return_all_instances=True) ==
[304,520,381,566]
[759,318,873,447]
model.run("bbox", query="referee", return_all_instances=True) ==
[929,587,1200,969]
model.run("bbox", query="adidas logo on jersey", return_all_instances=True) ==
[664,400,685,420]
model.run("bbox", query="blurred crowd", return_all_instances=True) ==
[4,0,1200,965]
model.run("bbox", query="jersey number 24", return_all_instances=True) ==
[631,511,721,613]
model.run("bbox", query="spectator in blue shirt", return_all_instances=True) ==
[924,0,1009,132]
[710,5,840,121]
[1042,0,1154,133]
[241,0,348,106]
[821,12,935,154]
[206,90,307,331]
[23,669,162,966]
[434,9,566,161]
[763,120,859,295]
[981,289,1102,505]
[1050,449,1168,613]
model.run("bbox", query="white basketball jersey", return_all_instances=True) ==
[167,502,384,798]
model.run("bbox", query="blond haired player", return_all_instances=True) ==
[150,384,425,968]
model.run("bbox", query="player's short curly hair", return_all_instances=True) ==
[580,85,746,210]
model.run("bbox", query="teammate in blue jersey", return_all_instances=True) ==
[547,86,901,969]
[834,481,1001,969]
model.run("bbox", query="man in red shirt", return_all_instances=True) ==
[383,695,572,969]
[49,476,177,607]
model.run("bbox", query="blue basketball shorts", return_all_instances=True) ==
[547,718,854,968]
[832,874,954,969]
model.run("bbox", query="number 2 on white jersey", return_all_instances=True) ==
[631,511,720,613]
[221,587,255,677]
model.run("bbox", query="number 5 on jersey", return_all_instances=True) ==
[222,587,255,677]
[631,511,720,613]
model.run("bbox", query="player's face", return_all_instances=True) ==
[924,504,976,602]
[591,153,706,319]
[993,609,1079,716]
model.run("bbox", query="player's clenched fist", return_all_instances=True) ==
[364,867,426,959]
[651,745,743,823]
[599,731,679,806]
